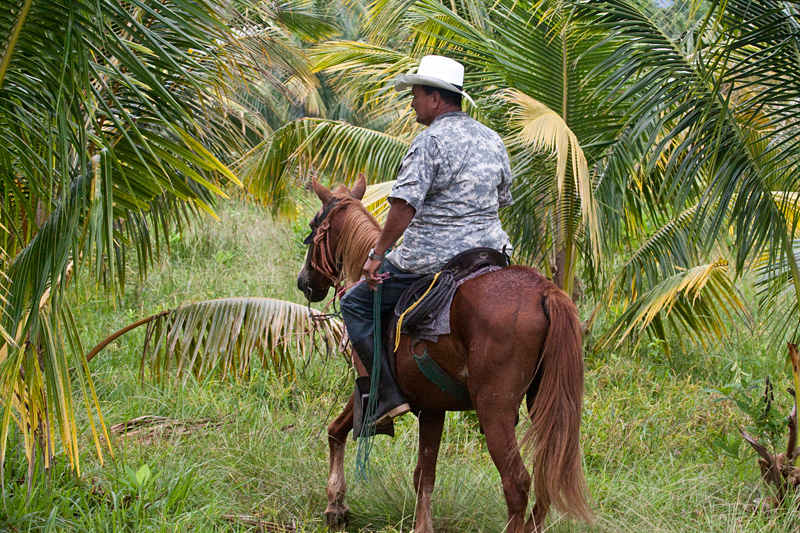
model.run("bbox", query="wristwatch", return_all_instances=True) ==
[368,248,385,261]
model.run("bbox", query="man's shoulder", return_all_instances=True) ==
[429,112,502,141]
[410,126,435,145]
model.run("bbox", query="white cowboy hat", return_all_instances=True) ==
[394,55,476,107]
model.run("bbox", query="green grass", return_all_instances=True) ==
[3,200,799,532]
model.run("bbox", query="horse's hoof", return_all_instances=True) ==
[324,506,350,529]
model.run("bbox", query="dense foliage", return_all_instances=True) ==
[4,1,800,529]
[248,0,800,354]
[0,0,328,478]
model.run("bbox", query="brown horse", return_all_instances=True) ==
[297,176,592,533]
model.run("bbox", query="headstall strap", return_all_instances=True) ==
[308,199,347,323]
[311,215,338,282]
[309,199,345,285]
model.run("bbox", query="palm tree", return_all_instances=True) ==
[0,0,329,478]
[571,0,800,345]
[240,0,753,350]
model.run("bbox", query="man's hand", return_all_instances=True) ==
[363,258,384,291]
[363,198,417,290]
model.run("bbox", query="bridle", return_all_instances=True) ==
[303,197,357,322]
[303,197,346,288]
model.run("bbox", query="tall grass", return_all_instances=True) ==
[1,200,796,532]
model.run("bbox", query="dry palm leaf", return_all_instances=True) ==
[599,259,749,353]
[361,180,395,224]
[110,415,223,444]
[87,298,344,383]
[504,89,600,261]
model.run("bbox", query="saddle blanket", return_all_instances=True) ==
[413,265,502,343]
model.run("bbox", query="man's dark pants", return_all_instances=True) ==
[340,261,421,422]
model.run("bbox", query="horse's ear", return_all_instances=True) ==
[312,177,334,205]
[351,173,367,201]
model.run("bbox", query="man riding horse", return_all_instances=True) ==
[340,55,514,429]
[298,55,591,532]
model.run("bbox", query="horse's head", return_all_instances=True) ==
[297,175,368,302]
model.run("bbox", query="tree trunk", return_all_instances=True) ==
[552,248,583,303]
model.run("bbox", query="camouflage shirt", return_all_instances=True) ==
[386,111,514,274]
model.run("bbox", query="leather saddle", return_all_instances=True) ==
[391,247,510,338]
[441,246,510,281]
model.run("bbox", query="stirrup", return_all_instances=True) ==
[376,403,411,427]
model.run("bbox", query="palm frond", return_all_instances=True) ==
[361,180,396,224]
[613,202,730,299]
[309,41,418,118]
[266,0,340,43]
[241,118,411,215]
[362,0,417,44]
[505,89,600,260]
[501,171,555,268]
[133,298,344,382]
[751,191,800,340]
[573,0,800,337]
[600,259,749,352]
[0,0,280,480]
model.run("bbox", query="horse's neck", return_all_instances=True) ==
[337,206,381,285]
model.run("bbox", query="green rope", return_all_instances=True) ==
[355,264,383,480]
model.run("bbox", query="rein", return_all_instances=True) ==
[311,273,391,324]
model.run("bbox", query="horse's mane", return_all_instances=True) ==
[330,191,381,285]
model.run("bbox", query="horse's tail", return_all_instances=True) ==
[522,286,593,522]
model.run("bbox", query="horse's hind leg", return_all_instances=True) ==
[524,370,549,532]
[475,400,532,533]
[413,410,445,533]
[529,499,549,533]
[325,393,354,529]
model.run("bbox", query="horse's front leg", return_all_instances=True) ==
[325,393,354,529]
[413,410,446,533]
